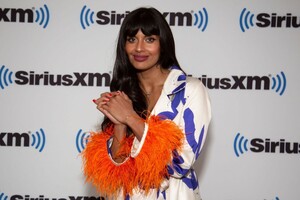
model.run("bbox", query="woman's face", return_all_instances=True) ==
[125,29,160,72]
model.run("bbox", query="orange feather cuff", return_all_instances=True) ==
[81,115,184,197]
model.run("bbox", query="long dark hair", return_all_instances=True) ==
[101,7,182,132]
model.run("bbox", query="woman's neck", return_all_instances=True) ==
[137,66,170,94]
[137,66,170,111]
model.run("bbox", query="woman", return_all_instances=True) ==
[82,7,211,200]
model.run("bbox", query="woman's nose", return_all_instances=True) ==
[135,40,144,52]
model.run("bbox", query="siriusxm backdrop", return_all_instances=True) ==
[0,0,299,200]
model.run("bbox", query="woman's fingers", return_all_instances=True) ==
[92,91,124,125]
[100,92,135,124]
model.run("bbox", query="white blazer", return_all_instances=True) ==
[113,66,211,200]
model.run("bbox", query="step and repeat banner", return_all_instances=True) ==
[0,0,299,199]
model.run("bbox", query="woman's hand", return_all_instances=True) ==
[101,91,138,124]
[94,91,145,141]
[93,92,122,125]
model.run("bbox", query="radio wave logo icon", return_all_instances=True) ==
[193,8,208,31]
[0,65,13,90]
[239,8,255,32]
[80,5,95,29]
[76,129,91,153]
[0,193,8,200]
[271,71,286,96]
[31,128,46,152]
[35,4,50,28]
[233,133,249,157]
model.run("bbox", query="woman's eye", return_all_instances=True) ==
[127,37,135,43]
[145,37,155,43]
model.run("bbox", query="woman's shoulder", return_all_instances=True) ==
[185,75,211,117]
[186,75,206,90]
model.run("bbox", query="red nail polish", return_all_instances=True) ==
[92,99,96,103]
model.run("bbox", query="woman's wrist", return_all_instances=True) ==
[111,124,127,163]
[124,113,140,127]
[124,113,145,141]
[113,124,127,139]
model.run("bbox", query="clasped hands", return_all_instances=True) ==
[93,91,136,125]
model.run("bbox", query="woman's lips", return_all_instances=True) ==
[134,55,148,62]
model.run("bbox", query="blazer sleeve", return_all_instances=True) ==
[168,78,211,178]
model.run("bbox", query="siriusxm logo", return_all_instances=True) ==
[0,128,46,152]
[75,129,90,153]
[239,8,300,32]
[80,6,208,31]
[0,4,50,28]
[196,71,287,96]
[0,65,13,89]
[233,132,300,157]
[0,193,7,200]
[0,65,111,90]
[0,193,104,200]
